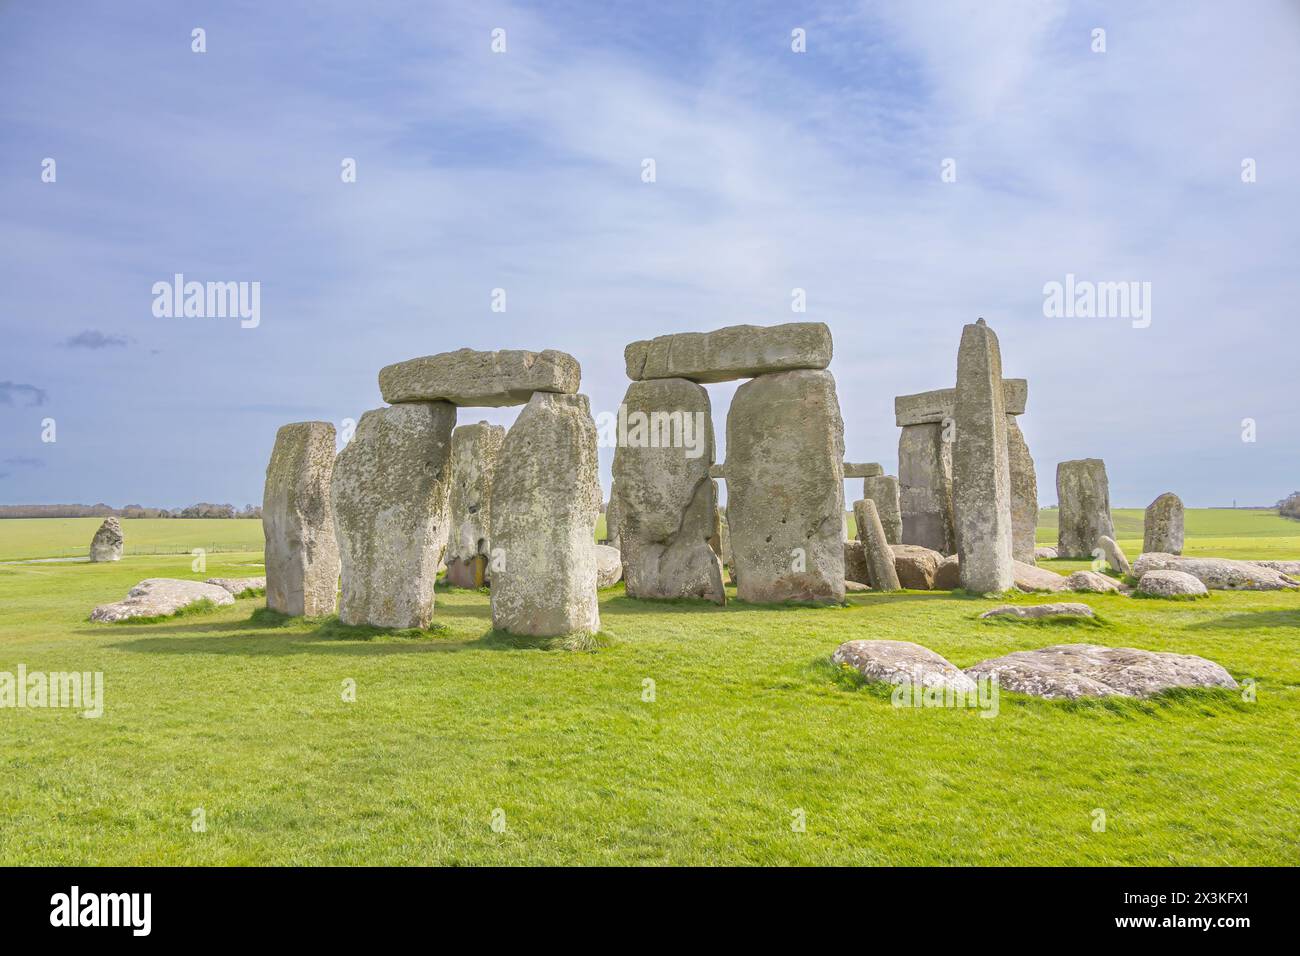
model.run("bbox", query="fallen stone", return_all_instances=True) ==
[1097,535,1131,576]
[1066,570,1123,593]
[832,639,976,692]
[1006,416,1039,564]
[855,499,901,591]
[844,580,870,593]
[206,576,266,597]
[595,544,623,588]
[933,554,961,589]
[1014,560,1070,593]
[862,474,902,545]
[843,462,883,479]
[894,378,1028,426]
[965,644,1236,699]
[727,369,845,604]
[1133,553,1298,591]
[1034,546,1059,560]
[444,422,506,589]
[1136,569,1209,598]
[262,421,341,617]
[1143,492,1185,555]
[625,322,832,384]
[891,544,943,590]
[379,348,580,407]
[89,517,123,562]
[490,393,602,636]
[980,602,1095,620]
[1056,458,1114,558]
[1251,559,1300,575]
[332,403,456,629]
[90,578,234,622]
[898,421,954,554]
[844,540,870,585]
[952,319,1014,592]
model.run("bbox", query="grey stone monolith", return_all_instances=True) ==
[854,498,901,591]
[1056,458,1114,559]
[445,421,506,588]
[1143,492,1184,555]
[898,422,955,554]
[862,474,902,545]
[263,421,341,617]
[89,517,124,562]
[1006,417,1039,564]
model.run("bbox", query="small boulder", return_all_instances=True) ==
[206,576,266,597]
[844,580,870,593]
[595,544,623,589]
[89,517,124,562]
[1097,535,1131,576]
[933,554,961,590]
[1066,570,1123,593]
[832,639,975,692]
[980,602,1095,620]
[844,540,870,585]
[1133,553,1298,591]
[965,643,1237,699]
[1136,569,1208,598]
[91,578,234,622]
[1034,546,1058,560]
[891,544,943,590]
[1014,560,1070,593]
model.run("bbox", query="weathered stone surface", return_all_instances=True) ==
[843,462,883,479]
[625,322,832,384]
[1252,559,1300,575]
[1097,535,1131,576]
[933,554,961,589]
[854,499,901,591]
[89,517,123,562]
[206,576,265,597]
[490,393,601,636]
[332,403,455,628]
[444,422,506,589]
[1067,570,1123,593]
[898,422,954,554]
[953,319,1014,592]
[844,540,870,585]
[90,578,234,622]
[708,463,726,479]
[833,640,976,692]
[612,378,724,603]
[894,379,1027,427]
[965,644,1236,699]
[980,602,1095,620]
[595,544,623,588]
[604,484,623,549]
[1136,569,1208,598]
[845,580,870,593]
[379,348,580,407]
[1056,458,1114,558]
[1143,492,1184,555]
[263,421,341,617]
[1133,553,1298,591]
[891,544,943,590]
[862,475,902,545]
[1006,417,1038,564]
[1034,546,1059,560]
[727,370,845,604]
[716,507,733,580]
[1014,560,1070,593]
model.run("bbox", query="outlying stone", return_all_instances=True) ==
[594,544,623,588]
[1034,546,1058,560]
[1136,569,1208,598]
[952,319,1015,592]
[262,421,341,617]
[833,640,976,692]
[612,378,724,603]
[1056,458,1114,558]
[979,602,1095,620]
[625,322,832,384]
[894,379,1028,426]
[90,578,234,622]
[727,369,845,604]
[1066,570,1123,593]
[898,421,954,554]
[844,540,870,585]
[332,403,456,629]
[89,517,123,562]
[1143,492,1184,555]
[1097,535,1131,576]
[206,576,265,597]
[378,348,580,406]
[891,544,943,590]
[933,554,961,589]
[1133,553,1298,591]
[843,462,883,479]
[1006,417,1039,564]
[965,644,1236,699]
[444,421,506,589]
[490,393,602,636]
[1014,560,1070,593]
[862,475,902,545]
[854,499,901,591]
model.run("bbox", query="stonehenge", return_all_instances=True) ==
[263,421,341,617]
[853,498,901,591]
[952,319,1014,593]
[1056,458,1114,558]
[445,422,505,588]
[861,474,902,545]
[1144,492,1184,555]
[379,348,580,406]
[89,517,123,562]
[624,322,831,383]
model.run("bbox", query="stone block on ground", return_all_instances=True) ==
[1014,560,1070,593]
[980,602,1095,620]
[933,554,961,589]
[1136,569,1208,598]
[1132,553,1298,591]
[595,544,623,588]
[1066,570,1123,593]
[206,576,266,597]
[833,640,975,692]
[90,578,234,623]
[965,644,1236,699]
[890,544,943,590]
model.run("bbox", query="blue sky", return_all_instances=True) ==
[2,0,1297,509]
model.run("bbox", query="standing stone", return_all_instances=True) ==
[862,475,902,545]
[89,517,124,562]
[263,421,341,617]
[727,369,845,604]
[332,403,455,629]
[444,422,506,588]
[898,422,954,554]
[854,499,901,591]
[1144,492,1184,555]
[952,319,1014,593]
[490,393,601,636]
[1056,458,1115,559]
[1097,535,1131,576]
[716,507,733,582]
[612,378,724,603]
[1006,417,1039,564]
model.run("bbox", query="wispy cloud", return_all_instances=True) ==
[63,329,132,349]
[0,382,49,407]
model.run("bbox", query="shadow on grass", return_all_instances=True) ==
[1185,609,1300,631]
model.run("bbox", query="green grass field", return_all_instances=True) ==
[1,511,1297,865]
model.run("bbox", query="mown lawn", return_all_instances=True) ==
[0,514,1296,865]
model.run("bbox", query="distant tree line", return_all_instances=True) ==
[1279,492,1300,520]
[0,503,262,519]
